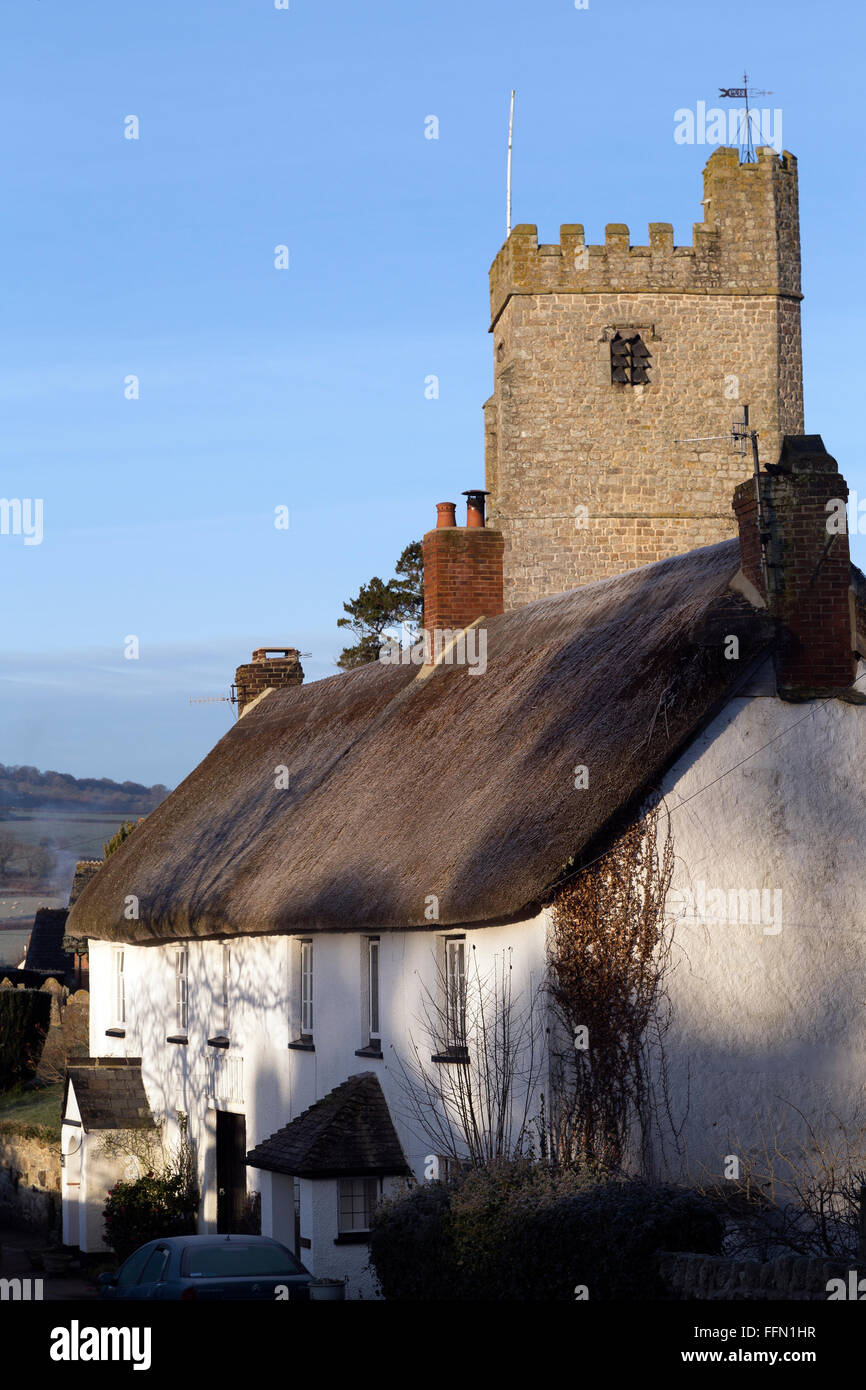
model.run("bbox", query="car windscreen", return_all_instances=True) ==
[181,1244,305,1278]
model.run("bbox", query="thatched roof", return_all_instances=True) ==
[69,540,776,945]
[246,1072,410,1177]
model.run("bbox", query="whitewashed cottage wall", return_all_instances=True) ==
[86,917,548,1284]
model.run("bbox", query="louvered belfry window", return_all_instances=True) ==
[610,331,651,386]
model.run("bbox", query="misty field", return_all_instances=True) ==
[0,810,130,965]
[0,927,34,967]
[0,809,131,856]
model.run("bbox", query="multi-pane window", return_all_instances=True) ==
[338,1177,379,1234]
[299,939,313,1039]
[113,947,126,1026]
[175,946,189,1033]
[220,944,231,1035]
[445,937,466,1049]
[366,936,380,1044]
[610,331,651,386]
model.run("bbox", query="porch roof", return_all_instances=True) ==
[63,1057,156,1132]
[246,1072,410,1178]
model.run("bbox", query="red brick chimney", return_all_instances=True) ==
[732,436,856,698]
[234,647,304,716]
[422,491,504,635]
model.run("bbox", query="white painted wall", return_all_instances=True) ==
[656,667,866,1183]
[83,919,547,1286]
[62,1079,139,1253]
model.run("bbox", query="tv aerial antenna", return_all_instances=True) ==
[718,71,774,163]
[675,408,776,595]
[188,653,312,708]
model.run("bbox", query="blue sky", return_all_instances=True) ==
[1,0,864,786]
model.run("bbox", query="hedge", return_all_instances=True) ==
[369,1160,724,1300]
[0,989,50,1092]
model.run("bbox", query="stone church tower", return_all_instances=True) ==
[483,145,804,606]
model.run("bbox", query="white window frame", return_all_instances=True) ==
[299,939,313,1040]
[220,943,231,1035]
[175,945,189,1034]
[337,1176,380,1235]
[444,936,466,1049]
[366,936,380,1044]
[112,947,126,1027]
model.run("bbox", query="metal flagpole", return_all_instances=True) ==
[506,89,515,238]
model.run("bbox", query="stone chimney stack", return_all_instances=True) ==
[732,436,856,698]
[422,492,504,636]
[234,648,304,717]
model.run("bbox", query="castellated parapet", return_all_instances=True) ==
[484,146,804,604]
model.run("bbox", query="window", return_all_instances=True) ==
[220,944,231,1035]
[610,331,651,386]
[139,1246,170,1286]
[299,939,313,1040]
[338,1177,379,1234]
[112,948,126,1027]
[181,1243,305,1278]
[175,946,188,1034]
[116,1243,153,1289]
[430,1153,463,1182]
[365,936,380,1045]
[445,937,466,1049]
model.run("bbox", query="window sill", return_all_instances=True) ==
[354,1045,383,1059]
[430,1047,469,1065]
[105,1028,126,1038]
[207,1035,230,1049]
[288,1039,315,1052]
[166,1035,188,1046]
[334,1232,370,1245]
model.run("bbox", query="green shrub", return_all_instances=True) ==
[507,1179,724,1300]
[103,1172,198,1261]
[104,819,141,859]
[0,990,50,1091]
[369,1179,454,1299]
[369,1161,723,1300]
[447,1158,595,1298]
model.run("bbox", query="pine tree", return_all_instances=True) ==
[337,542,423,670]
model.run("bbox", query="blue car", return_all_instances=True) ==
[97,1234,313,1301]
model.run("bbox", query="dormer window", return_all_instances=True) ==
[610,331,651,386]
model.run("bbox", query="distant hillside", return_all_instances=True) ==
[0,763,170,814]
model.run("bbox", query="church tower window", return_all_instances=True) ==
[610,331,651,386]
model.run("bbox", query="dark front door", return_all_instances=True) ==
[216,1110,247,1233]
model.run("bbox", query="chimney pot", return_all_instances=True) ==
[463,489,490,528]
[436,502,457,528]
[423,496,504,636]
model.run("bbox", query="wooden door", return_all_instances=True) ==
[216,1110,247,1233]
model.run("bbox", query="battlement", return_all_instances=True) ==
[489,147,800,326]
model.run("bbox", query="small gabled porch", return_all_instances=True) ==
[246,1072,411,1299]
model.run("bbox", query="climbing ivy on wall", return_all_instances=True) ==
[545,805,676,1173]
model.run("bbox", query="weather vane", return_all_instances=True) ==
[718,71,773,163]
